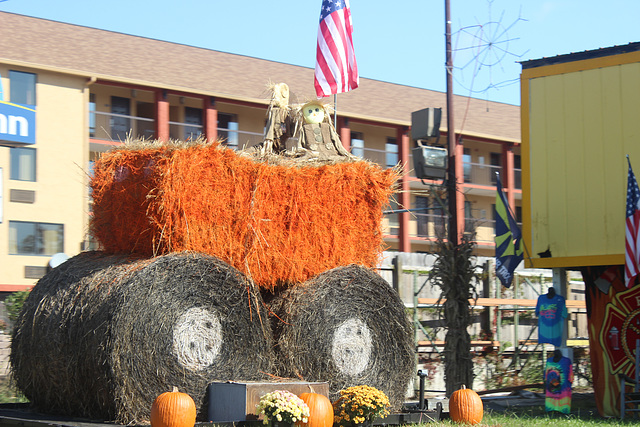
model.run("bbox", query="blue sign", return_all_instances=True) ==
[0,101,36,145]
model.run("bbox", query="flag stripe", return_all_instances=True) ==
[315,40,337,95]
[317,19,345,92]
[315,0,359,98]
[327,13,349,92]
[317,13,349,93]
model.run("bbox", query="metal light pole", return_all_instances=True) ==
[445,0,457,245]
[441,0,474,397]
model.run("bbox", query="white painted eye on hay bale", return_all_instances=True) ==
[10,251,274,424]
[269,265,414,411]
[331,318,372,376]
[173,307,222,371]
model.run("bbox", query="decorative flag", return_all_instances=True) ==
[314,0,359,98]
[625,157,640,287]
[495,173,523,288]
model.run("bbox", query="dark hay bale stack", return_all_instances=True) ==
[269,265,414,410]
[10,251,273,424]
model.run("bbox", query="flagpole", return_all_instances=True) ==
[333,93,337,124]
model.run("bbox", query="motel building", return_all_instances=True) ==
[0,12,521,292]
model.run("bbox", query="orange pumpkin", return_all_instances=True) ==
[151,387,197,427]
[298,392,334,427]
[449,384,483,425]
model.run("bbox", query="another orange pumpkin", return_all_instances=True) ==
[298,392,334,427]
[449,384,483,425]
[151,387,197,427]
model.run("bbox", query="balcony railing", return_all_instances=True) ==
[217,129,264,150]
[90,112,521,189]
[169,121,203,141]
[357,147,521,189]
[464,162,522,189]
[90,111,264,149]
[91,111,155,142]
[385,212,522,244]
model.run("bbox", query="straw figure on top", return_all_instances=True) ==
[261,82,294,155]
[291,100,355,161]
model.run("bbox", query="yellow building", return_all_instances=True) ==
[0,11,520,291]
[521,42,640,419]
[521,42,640,269]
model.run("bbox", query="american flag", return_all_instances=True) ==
[314,0,359,98]
[625,157,640,287]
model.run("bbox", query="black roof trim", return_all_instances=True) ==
[521,42,640,69]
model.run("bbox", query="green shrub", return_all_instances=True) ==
[5,290,30,324]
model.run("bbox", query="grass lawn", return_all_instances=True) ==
[427,390,638,426]
[0,378,638,426]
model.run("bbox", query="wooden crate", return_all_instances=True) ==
[207,381,329,422]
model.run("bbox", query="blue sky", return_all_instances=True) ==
[1,0,639,106]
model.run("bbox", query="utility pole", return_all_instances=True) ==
[445,0,465,245]
[445,0,457,245]
[442,0,473,397]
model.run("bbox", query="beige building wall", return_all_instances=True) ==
[0,67,89,289]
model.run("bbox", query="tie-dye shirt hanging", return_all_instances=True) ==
[545,355,574,414]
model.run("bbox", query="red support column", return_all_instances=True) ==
[397,127,411,253]
[503,144,516,211]
[338,117,351,152]
[203,96,218,143]
[155,89,170,142]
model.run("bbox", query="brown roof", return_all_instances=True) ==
[0,11,520,142]
[521,41,640,69]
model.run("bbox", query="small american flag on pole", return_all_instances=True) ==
[314,0,359,98]
[625,156,640,288]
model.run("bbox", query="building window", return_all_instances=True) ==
[463,148,472,183]
[416,196,429,237]
[110,96,130,141]
[9,221,64,255]
[89,93,96,137]
[386,137,398,168]
[514,154,522,189]
[135,101,155,139]
[490,152,501,185]
[10,147,36,181]
[184,107,203,140]
[218,113,239,148]
[351,131,364,158]
[9,71,36,105]
[387,198,399,236]
[464,200,475,233]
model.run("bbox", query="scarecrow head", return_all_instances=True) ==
[267,82,290,109]
[302,101,326,124]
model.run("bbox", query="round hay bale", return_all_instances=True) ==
[10,251,274,423]
[270,265,414,410]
